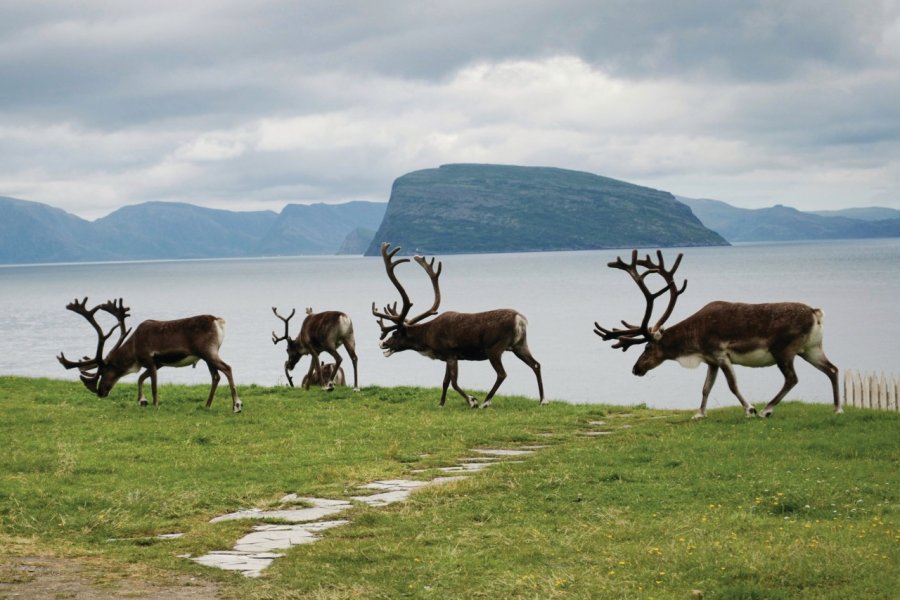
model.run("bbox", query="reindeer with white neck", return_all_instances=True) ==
[594,250,841,419]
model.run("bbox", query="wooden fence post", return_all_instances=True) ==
[843,369,900,412]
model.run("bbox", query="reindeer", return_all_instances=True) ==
[594,250,840,419]
[301,363,346,388]
[372,242,545,408]
[57,297,242,412]
[271,307,359,391]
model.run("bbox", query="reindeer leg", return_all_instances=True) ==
[148,365,160,407]
[302,358,316,391]
[481,354,507,409]
[799,349,841,414]
[204,360,221,408]
[137,369,151,407]
[512,345,545,405]
[324,349,343,392]
[694,364,719,419]
[440,363,451,407]
[760,359,799,418]
[719,361,757,417]
[206,357,241,412]
[343,337,360,392]
[447,359,478,408]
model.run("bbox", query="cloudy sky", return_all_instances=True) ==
[1,0,898,219]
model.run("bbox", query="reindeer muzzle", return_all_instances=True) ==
[80,374,101,395]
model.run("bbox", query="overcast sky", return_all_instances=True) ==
[1,1,898,219]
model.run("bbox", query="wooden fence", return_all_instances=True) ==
[843,370,899,412]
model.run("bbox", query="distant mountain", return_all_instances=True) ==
[365,164,727,256]
[0,196,97,263]
[337,227,377,255]
[680,197,900,242]
[258,201,386,255]
[95,202,279,260]
[0,197,387,265]
[809,207,900,221]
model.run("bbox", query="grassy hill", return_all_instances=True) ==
[1,377,896,599]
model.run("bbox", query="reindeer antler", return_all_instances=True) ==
[57,297,132,391]
[271,307,296,345]
[594,250,688,351]
[407,255,442,325]
[372,242,443,338]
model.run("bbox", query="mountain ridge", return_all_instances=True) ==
[679,197,900,242]
[3,166,898,265]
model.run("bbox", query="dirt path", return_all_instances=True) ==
[0,556,221,599]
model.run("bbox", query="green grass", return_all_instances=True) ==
[1,376,897,599]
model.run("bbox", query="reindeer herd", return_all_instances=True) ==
[57,243,843,419]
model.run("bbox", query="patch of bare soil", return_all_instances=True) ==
[0,556,221,599]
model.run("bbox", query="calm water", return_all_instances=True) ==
[1,239,897,411]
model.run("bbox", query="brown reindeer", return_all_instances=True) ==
[372,242,545,408]
[271,307,359,391]
[57,297,242,412]
[594,250,840,418]
[301,363,346,388]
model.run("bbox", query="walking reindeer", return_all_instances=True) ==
[594,250,840,418]
[372,242,545,408]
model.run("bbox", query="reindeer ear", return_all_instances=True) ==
[651,327,664,341]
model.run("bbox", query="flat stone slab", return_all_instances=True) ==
[359,479,430,491]
[191,551,285,578]
[210,497,352,524]
[470,448,534,457]
[438,462,493,473]
[191,520,348,577]
[233,520,349,552]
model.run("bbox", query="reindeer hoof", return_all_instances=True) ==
[746,407,758,417]
[233,400,243,413]
[479,400,492,409]
[691,412,706,420]
[139,399,148,407]
[761,409,774,418]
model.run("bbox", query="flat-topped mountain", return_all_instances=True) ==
[365,164,728,255]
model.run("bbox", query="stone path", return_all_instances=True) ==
[182,446,546,577]
[177,418,640,578]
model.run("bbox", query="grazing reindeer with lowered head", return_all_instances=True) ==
[594,250,840,418]
[372,242,545,408]
[57,297,242,412]
[271,307,359,391]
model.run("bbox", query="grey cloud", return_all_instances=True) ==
[0,0,898,217]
